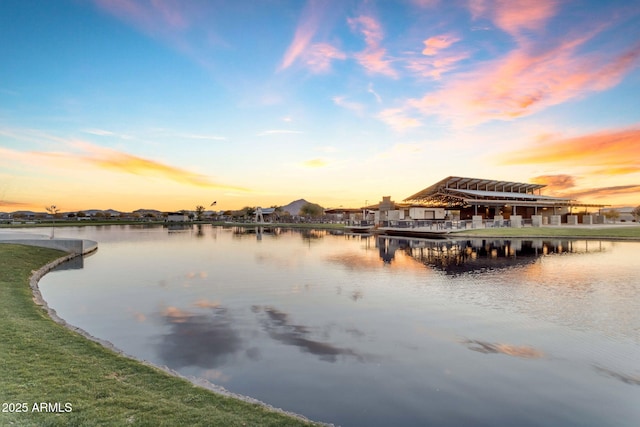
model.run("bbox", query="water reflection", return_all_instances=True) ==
[165,223,193,232]
[378,236,606,273]
[462,339,545,359]
[593,365,640,386]
[252,305,365,363]
[34,225,640,427]
[49,253,86,271]
[157,305,242,369]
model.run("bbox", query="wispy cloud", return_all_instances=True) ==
[368,3,640,128]
[177,133,227,141]
[375,142,423,159]
[411,0,440,7]
[405,51,468,80]
[0,199,30,208]
[93,0,223,70]
[0,140,249,192]
[531,174,577,192]
[407,35,640,125]
[278,0,328,71]
[501,128,640,172]
[73,141,246,190]
[95,0,189,35]
[348,15,397,78]
[469,0,558,38]
[377,108,422,131]
[84,128,115,136]
[502,128,640,202]
[303,42,347,73]
[367,83,382,103]
[421,34,459,56]
[403,33,467,80]
[563,185,640,201]
[257,130,303,136]
[84,128,133,139]
[332,96,365,115]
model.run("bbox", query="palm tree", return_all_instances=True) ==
[45,204,60,217]
[45,204,60,238]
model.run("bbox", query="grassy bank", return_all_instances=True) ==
[451,225,640,239]
[0,244,315,427]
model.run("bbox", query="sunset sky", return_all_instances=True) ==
[1,0,639,212]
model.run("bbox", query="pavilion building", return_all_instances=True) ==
[396,176,604,226]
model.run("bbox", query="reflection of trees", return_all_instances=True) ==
[378,237,606,274]
[299,229,326,240]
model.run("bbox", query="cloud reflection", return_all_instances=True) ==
[157,305,242,369]
[593,365,640,386]
[463,339,544,359]
[253,305,364,363]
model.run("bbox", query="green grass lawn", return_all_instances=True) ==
[451,225,640,239]
[0,244,316,427]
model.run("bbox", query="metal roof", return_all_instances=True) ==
[404,176,548,202]
[452,188,573,201]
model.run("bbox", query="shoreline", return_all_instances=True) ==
[28,250,322,425]
[4,224,638,424]
[4,220,640,240]
[0,237,321,426]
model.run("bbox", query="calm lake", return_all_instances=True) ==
[38,225,640,426]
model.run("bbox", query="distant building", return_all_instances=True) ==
[166,212,190,222]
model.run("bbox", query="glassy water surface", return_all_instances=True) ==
[38,225,640,426]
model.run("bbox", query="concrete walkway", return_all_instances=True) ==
[0,230,97,255]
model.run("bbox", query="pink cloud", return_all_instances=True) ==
[412,0,440,7]
[303,43,347,73]
[469,0,558,37]
[94,0,224,69]
[405,51,468,79]
[422,35,459,56]
[348,15,397,78]
[94,0,189,34]
[408,35,640,124]
[278,0,328,71]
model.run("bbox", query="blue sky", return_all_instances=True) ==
[1,0,639,211]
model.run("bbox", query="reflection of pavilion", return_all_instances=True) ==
[377,236,605,273]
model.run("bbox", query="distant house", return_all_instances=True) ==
[166,212,190,222]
